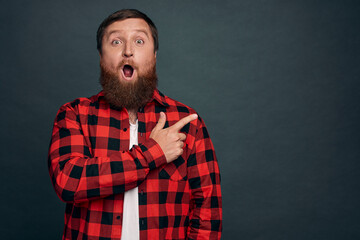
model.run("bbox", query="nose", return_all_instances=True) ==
[123,43,133,58]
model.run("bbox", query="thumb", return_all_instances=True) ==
[155,112,166,130]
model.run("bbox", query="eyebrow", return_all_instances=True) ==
[106,29,150,38]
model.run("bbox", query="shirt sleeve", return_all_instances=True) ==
[187,117,222,239]
[48,104,167,204]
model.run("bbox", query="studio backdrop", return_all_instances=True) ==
[1,0,359,239]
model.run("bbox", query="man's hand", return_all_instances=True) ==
[150,112,198,163]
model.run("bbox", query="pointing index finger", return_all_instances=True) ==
[171,114,198,131]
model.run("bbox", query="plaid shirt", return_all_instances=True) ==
[48,89,222,240]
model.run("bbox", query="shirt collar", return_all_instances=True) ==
[96,89,169,107]
[152,89,170,107]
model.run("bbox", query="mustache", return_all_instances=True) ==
[117,60,137,70]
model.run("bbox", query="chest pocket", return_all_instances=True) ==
[159,156,187,181]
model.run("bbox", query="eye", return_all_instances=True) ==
[135,39,144,44]
[112,40,121,45]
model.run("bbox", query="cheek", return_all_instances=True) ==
[102,56,120,70]
[142,52,156,65]
[101,49,122,67]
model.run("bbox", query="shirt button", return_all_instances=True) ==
[116,216,121,220]
[123,128,127,132]
[141,190,144,195]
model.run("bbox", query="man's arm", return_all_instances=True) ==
[187,116,222,239]
[48,104,167,203]
[48,105,197,204]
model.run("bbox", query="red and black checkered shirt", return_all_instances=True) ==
[48,89,222,240]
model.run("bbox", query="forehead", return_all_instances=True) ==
[105,18,152,35]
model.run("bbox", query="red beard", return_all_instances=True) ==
[99,60,157,110]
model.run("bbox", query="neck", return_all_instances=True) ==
[127,109,138,124]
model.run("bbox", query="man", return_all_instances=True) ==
[48,9,222,240]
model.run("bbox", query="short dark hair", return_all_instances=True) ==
[97,9,158,54]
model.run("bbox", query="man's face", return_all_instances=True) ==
[99,18,158,110]
[100,18,156,82]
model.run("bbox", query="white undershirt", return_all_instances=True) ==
[121,120,140,240]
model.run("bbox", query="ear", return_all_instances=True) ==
[155,51,157,59]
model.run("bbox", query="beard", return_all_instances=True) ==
[99,60,157,110]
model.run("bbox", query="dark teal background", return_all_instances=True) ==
[1,0,360,239]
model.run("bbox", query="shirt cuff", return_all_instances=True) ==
[139,138,167,170]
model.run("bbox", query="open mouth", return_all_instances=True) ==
[122,65,134,79]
